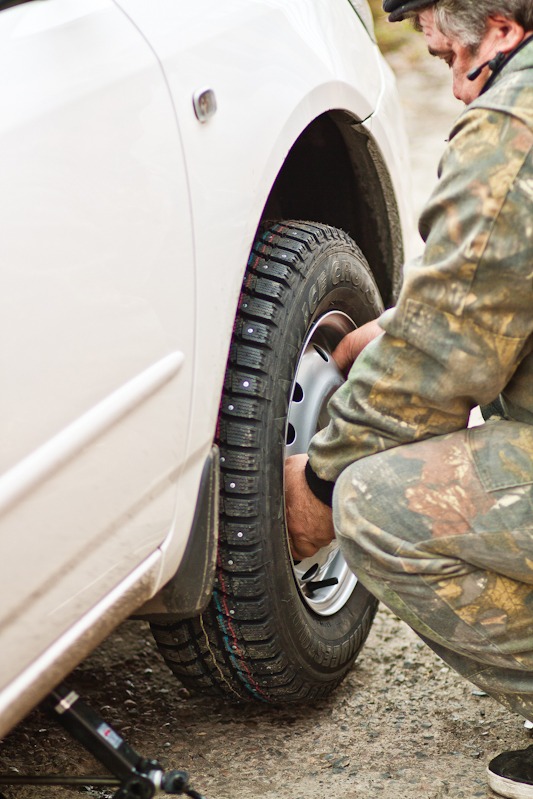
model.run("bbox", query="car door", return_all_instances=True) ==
[0,0,194,698]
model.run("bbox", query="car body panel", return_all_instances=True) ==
[0,0,195,714]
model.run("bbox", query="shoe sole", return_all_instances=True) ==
[488,768,533,799]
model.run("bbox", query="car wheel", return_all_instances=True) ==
[151,221,383,702]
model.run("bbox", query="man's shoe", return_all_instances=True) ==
[488,744,533,798]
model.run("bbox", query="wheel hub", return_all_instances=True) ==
[285,311,358,616]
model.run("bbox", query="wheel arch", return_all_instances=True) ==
[260,110,404,307]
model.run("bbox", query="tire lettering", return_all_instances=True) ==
[332,259,362,288]
[308,273,328,315]
[309,283,318,313]
[332,260,343,285]
[301,301,310,328]
[318,272,327,302]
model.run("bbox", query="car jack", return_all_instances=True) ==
[0,683,207,799]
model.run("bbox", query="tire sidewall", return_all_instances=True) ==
[260,240,383,676]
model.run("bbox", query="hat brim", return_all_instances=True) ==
[384,0,437,22]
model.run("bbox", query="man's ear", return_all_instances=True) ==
[487,14,527,54]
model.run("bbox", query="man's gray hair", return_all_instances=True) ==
[418,0,533,50]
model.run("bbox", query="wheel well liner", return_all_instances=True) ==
[261,111,404,306]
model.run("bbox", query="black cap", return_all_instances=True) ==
[382,0,438,21]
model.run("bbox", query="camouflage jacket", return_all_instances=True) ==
[308,40,533,487]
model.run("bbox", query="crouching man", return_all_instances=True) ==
[285,1,533,796]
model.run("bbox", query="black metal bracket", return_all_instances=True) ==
[0,683,207,799]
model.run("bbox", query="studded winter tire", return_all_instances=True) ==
[151,221,383,703]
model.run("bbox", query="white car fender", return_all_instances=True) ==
[113,0,410,588]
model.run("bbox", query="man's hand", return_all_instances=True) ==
[284,453,335,559]
[284,319,383,559]
[332,317,383,375]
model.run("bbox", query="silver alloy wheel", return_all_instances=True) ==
[285,311,358,616]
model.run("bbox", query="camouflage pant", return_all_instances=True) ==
[333,420,533,720]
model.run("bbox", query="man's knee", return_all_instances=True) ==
[332,445,422,547]
[330,432,472,578]
[331,455,406,578]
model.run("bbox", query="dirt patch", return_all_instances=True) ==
[0,610,526,799]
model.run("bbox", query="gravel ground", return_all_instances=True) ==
[0,36,528,799]
[1,611,527,799]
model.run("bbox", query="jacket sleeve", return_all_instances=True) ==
[308,106,533,483]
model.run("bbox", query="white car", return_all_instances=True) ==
[0,0,412,736]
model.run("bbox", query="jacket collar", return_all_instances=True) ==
[481,33,533,95]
